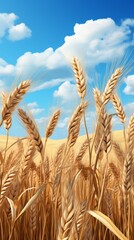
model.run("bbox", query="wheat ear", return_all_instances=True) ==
[76,201,87,234]
[0,80,30,126]
[112,142,125,166]
[111,94,126,123]
[21,139,35,182]
[123,115,134,194]
[18,109,43,155]
[1,92,12,130]
[102,68,122,105]
[103,114,112,153]
[93,88,102,113]
[0,167,17,206]
[72,57,86,99]
[67,101,88,148]
[75,139,89,162]
[58,196,74,240]
[127,114,134,151]
[46,110,61,138]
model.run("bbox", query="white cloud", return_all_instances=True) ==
[31,78,69,92]
[36,117,48,125]
[122,18,134,27]
[27,102,38,108]
[16,48,56,74]
[0,13,31,41]
[8,23,31,41]
[0,58,16,79]
[50,18,134,68]
[15,18,134,75]
[27,101,44,115]
[57,117,69,128]
[0,17,134,97]
[0,64,15,75]
[0,79,8,96]
[30,108,44,115]
[124,102,134,116]
[54,81,78,102]
[123,75,134,94]
[0,79,6,91]
[0,13,17,39]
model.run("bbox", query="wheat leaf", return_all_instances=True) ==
[16,184,45,221]
[87,210,128,240]
[6,197,16,223]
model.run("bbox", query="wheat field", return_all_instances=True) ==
[0,58,133,240]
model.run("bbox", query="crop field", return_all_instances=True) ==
[0,58,133,240]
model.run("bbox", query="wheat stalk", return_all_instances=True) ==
[127,114,134,151]
[122,114,134,195]
[21,139,35,182]
[94,106,106,153]
[58,196,74,240]
[1,92,12,130]
[67,102,88,149]
[0,80,30,126]
[30,203,36,231]
[75,139,89,162]
[46,110,61,138]
[109,162,120,180]
[72,57,86,99]
[18,109,43,155]
[103,114,112,153]
[0,167,17,206]
[113,142,125,166]
[93,88,102,114]
[102,68,122,105]
[111,94,126,123]
[76,201,87,235]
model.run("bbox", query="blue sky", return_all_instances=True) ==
[0,0,134,138]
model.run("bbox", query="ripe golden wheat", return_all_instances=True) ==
[0,61,133,240]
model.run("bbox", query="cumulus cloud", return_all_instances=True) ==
[0,58,16,92]
[27,102,38,108]
[0,63,15,75]
[1,17,134,96]
[31,78,69,92]
[27,102,44,115]
[0,13,31,41]
[54,81,78,102]
[123,75,134,94]
[57,117,69,128]
[59,18,131,66]
[13,17,134,86]
[0,79,6,92]
[122,18,134,27]
[0,13,17,39]
[46,18,134,69]
[30,108,44,115]
[8,23,31,41]
[36,117,48,125]
[124,102,134,116]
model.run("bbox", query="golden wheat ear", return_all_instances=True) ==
[18,108,43,155]
[0,80,31,127]
[67,101,88,148]
[122,115,134,194]
[102,67,122,105]
[93,88,102,114]
[111,93,126,123]
[45,110,61,139]
[1,92,12,130]
[72,57,86,99]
